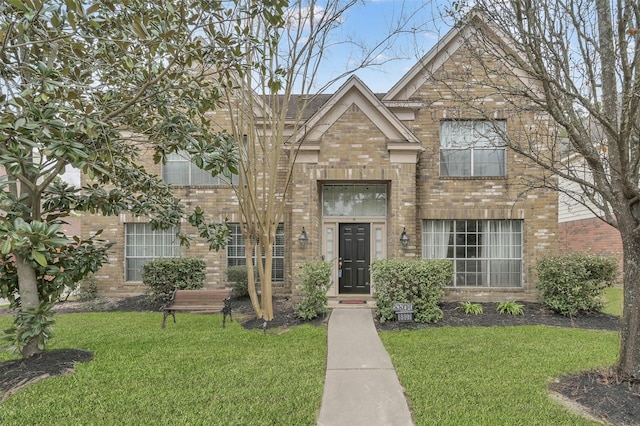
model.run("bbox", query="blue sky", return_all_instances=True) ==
[312,0,453,93]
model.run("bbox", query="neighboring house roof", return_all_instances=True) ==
[252,92,335,123]
[282,94,333,120]
[289,75,421,146]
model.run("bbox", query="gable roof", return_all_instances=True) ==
[383,21,469,102]
[290,75,420,145]
[383,12,529,103]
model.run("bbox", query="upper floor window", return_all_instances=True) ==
[440,120,506,177]
[125,223,180,281]
[163,151,239,186]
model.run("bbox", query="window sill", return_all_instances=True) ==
[168,184,234,188]
[445,286,523,289]
[439,176,507,180]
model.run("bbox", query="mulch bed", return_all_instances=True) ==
[550,370,640,426]
[1,296,637,425]
[0,349,93,403]
[375,301,620,331]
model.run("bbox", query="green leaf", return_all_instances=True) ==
[46,237,71,247]
[13,217,30,233]
[86,3,100,15]
[1,238,12,255]
[31,250,47,266]
[7,0,27,12]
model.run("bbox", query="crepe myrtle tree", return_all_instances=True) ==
[445,1,640,378]
[220,0,433,321]
[0,0,284,358]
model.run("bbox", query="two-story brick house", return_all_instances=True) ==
[85,16,558,302]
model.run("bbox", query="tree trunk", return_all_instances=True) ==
[245,259,262,319]
[262,282,274,321]
[619,229,640,378]
[262,262,274,321]
[261,244,274,321]
[14,253,44,358]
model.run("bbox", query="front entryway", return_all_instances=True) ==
[338,223,371,294]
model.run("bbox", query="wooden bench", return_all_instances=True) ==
[161,288,233,328]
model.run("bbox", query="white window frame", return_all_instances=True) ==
[124,223,180,282]
[163,150,239,186]
[227,223,285,283]
[422,219,523,287]
[440,120,507,177]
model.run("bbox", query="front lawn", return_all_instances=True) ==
[0,305,622,425]
[603,287,623,316]
[0,312,327,425]
[380,326,618,425]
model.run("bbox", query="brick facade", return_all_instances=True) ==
[83,18,559,302]
[558,217,624,276]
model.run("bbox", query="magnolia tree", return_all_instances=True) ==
[215,0,433,321]
[445,1,640,378]
[0,0,283,358]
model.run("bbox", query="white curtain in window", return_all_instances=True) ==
[441,121,476,147]
[441,121,506,177]
[474,149,505,176]
[440,150,471,176]
[424,220,452,258]
[165,150,238,186]
[191,166,215,185]
[441,122,472,176]
[484,221,521,287]
[164,152,191,185]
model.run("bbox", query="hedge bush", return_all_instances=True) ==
[371,259,453,324]
[76,274,98,302]
[295,260,333,320]
[536,252,618,316]
[142,257,206,303]
[227,265,249,297]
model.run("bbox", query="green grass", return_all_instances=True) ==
[381,326,618,425]
[0,313,327,425]
[0,297,624,425]
[603,287,623,316]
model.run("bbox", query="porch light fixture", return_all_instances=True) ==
[298,227,309,247]
[400,227,409,248]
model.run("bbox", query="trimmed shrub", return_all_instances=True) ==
[142,257,206,303]
[295,260,333,320]
[76,274,99,302]
[372,259,453,324]
[227,265,249,297]
[536,252,618,316]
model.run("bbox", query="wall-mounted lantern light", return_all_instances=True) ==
[400,227,409,248]
[298,227,309,247]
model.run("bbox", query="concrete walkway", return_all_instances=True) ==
[317,309,414,426]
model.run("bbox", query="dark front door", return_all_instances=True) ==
[338,223,371,294]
